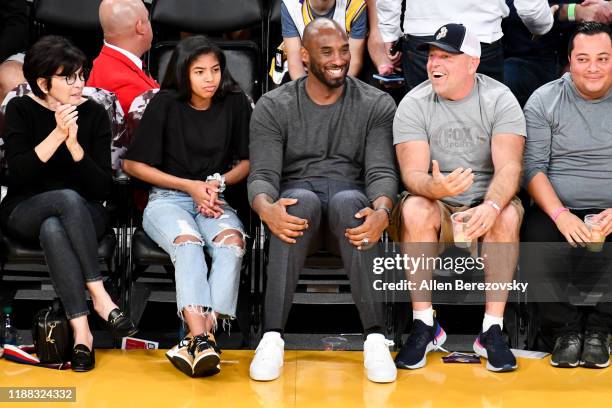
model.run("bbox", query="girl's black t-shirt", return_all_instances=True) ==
[124,90,251,181]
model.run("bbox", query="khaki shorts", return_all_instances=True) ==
[389,192,524,247]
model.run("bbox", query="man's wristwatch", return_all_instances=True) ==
[374,205,392,222]
[206,173,226,193]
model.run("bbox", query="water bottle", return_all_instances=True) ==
[3,306,17,346]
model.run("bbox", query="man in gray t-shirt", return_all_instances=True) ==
[248,19,398,384]
[521,22,612,369]
[392,24,526,373]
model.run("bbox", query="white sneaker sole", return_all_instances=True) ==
[249,361,283,381]
[397,330,447,370]
[366,368,397,383]
[550,358,579,368]
[580,359,610,368]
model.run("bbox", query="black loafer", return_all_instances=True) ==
[72,344,95,372]
[106,308,138,338]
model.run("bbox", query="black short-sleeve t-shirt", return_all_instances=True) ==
[125,90,251,181]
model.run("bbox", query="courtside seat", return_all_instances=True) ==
[149,0,265,100]
[130,228,169,267]
[0,232,116,274]
[31,0,104,60]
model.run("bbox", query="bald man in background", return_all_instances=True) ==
[87,0,159,114]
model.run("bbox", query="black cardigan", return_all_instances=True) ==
[0,96,112,230]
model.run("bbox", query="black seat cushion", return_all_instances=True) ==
[34,0,102,31]
[0,231,116,265]
[151,0,263,33]
[132,228,171,266]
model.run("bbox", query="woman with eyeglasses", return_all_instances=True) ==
[0,35,137,372]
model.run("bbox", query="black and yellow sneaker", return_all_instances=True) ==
[189,333,221,377]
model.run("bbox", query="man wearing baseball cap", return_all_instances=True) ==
[392,23,526,372]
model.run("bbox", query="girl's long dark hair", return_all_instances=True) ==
[161,35,241,101]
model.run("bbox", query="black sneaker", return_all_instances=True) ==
[473,325,517,372]
[189,333,222,377]
[550,332,582,368]
[580,331,610,369]
[395,319,446,369]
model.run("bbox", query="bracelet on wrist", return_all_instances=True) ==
[374,205,392,222]
[551,207,569,222]
[206,173,226,193]
[484,200,501,215]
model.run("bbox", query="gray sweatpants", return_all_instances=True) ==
[263,179,384,333]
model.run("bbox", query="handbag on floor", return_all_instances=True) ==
[32,299,73,364]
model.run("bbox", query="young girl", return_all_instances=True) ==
[123,36,251,377]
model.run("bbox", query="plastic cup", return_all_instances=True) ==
[451,211,472,249]
[321,336,348,351]
[584,214,605,252]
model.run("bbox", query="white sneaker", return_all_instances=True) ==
[250,331,285,381]
[364,333,397,383]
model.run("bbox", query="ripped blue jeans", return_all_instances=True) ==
[142,187,245,323]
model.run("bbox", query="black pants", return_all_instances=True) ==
[263,179,385,334]
[6,189,108,319]
[401,34,504,91]
[521,206,612,343]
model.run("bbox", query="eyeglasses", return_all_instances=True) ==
[53,70,88,85]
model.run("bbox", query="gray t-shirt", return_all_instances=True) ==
[248,76,398,206]
[393,74,526,206]
[523,73,612,210]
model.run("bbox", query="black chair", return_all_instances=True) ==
[31,0,103,61]
[264,0,282,91]
[148,0,265,101]
[124,89,260,348]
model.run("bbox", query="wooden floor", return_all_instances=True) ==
[1,350,612,407]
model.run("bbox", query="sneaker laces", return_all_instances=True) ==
[189,334,221,356]
[484,327,510,354]
[406,322,437,350]
[584,331,608,348]
[556,332,582,349]
[367,339,395,363]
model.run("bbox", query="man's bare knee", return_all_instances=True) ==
[489,206,521,240]
[0,61,25,97]
[402,196,440,230]
[213,229,244,249]
[174,234,201,244]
